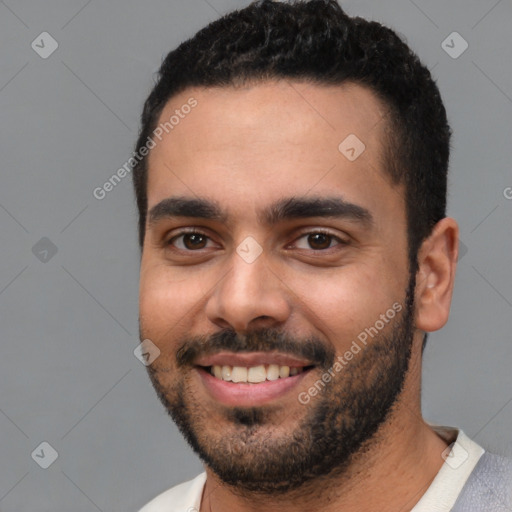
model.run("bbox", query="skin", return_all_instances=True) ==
[139,80,459,512]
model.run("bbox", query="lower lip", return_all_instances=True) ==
[195,367,312,407]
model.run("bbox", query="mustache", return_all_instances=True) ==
[176,327,335,369]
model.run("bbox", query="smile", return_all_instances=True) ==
[208,364,309,383]
[193,352,316,406]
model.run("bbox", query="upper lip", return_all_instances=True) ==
[194,351,315,368]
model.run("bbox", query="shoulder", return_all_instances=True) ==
[453,451,512,511]
[471,451,512,489]
[138,472,207,512]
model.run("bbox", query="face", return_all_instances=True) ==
[139,80,416,493]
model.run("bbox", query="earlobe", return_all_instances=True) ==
[414,217,459,333]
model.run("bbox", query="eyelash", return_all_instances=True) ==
[165,228,348,252]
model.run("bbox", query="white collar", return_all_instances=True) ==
[411,424,485,512]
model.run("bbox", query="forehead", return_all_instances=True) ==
[146,80,399,219]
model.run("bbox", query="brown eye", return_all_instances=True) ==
[183,233,207,249]
[292,231,346,251]
[307,233,333,250]
[169,232,212,250]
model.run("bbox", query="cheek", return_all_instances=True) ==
[139,263,204,342]
[284,264,403,348]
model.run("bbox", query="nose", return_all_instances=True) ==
[205,248,292,333]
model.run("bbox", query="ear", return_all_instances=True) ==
[414,217,459,332]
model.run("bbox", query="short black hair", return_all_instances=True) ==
[132,0,451,279]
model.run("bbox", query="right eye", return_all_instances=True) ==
[167,230,215,251]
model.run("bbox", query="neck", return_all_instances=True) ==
[200,345,448,512]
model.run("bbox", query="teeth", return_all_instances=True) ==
[221,365,232,381]
[248,365,267,383]
[279,365,290,378]
[267,364,280,381]
[231,366,248,383]
[210,364,306,383]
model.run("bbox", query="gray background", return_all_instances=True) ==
[0,0,511,510]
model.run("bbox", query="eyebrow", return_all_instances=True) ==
[148,196,373,228]
[262,196,373,227]
[148,197,227,226]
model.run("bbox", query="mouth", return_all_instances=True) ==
[204,363,314,382]
[193,352,316,406]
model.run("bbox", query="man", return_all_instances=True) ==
[134,1,512,510]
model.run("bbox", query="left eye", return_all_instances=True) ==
[293,232,342,250]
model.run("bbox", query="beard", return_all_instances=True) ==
[142,275,416,496]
